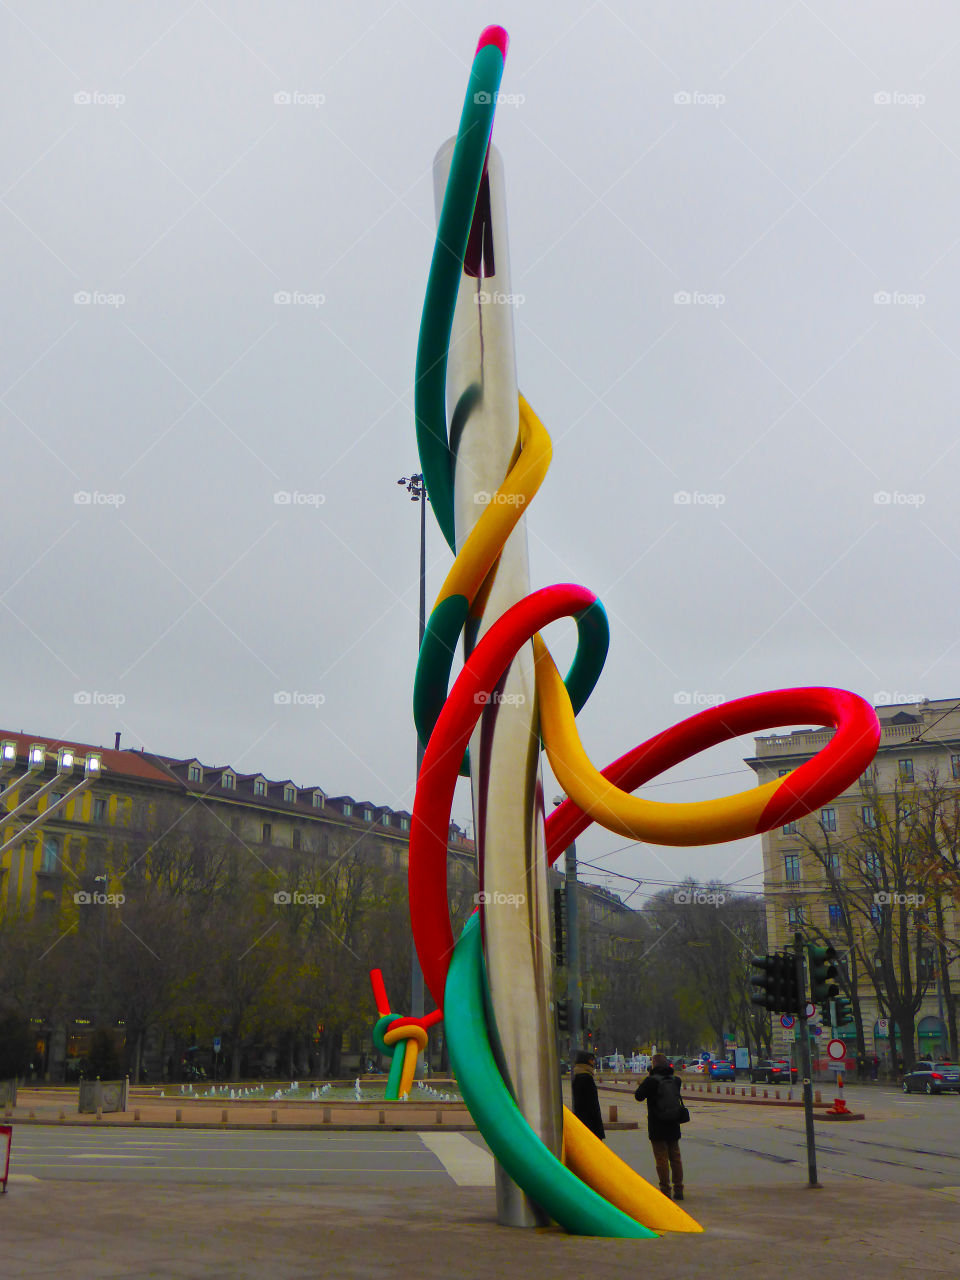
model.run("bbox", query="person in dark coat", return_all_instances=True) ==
[571,1050,605,1140]
[635,1053,685,1200]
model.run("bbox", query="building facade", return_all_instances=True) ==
[748,697,960,1064]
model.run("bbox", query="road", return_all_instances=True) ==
[7,1082,960,1193]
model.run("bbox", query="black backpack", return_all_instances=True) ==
[651,1075,683,1123]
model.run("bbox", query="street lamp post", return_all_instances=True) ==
[398,474,427,1072]
[552,796,582,1065]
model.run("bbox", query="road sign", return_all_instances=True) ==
[810,1025,822,1036]
[213,1037,221,1053]
[804,1002,816,1019]
[582,1002,600,1010]
[876,1018,889,1036]
[827,1038,846,1061]
[781,1014,796,1029]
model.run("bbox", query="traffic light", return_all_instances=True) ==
[834,996,854,1028]
[557,999,569,1032]
[820,1000,833,1027]
[782,951,802,1015]
[807,944,840,1002]
[553,887,566,966]
[750,954,786,1011]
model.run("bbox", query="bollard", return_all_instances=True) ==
[774,1089,780,1099]
[608,1105,618,1122]
[436,1109,443,1125]
[176,1109,182,1123]
[221,1109,228,1125]
[751,1086,756,1097]
[762,1089,768,1098]
[814,1090,821,1104]
[271,1110,278,1124]
[322,1107,331,1124]
[378,1110,385,1125]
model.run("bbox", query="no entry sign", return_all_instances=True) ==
[827,1038,846,1061]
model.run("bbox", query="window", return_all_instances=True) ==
[262,822,272,843]
[312,792,324,808]
[41,835,59,872]
[862,851,880,876]
[784,855,801,884]
[828,851,842,878]
[363,808,372,822]
[898,758,914,781]
[254,780,266,796]
[292,829,301,851]
[821,807,837,832]
[861,806,877,829]
[381,813,391,827]
[188,765,202,782]
[342,803,352,817]
[221,772,235,790]
[400,817,410,831]
[787,906,805,927]
[952,754,960,781]
[918,949,935,981]
[859,767,876,788]
[284,786,295,803]
[828,903,845,929]
[92,797,107,823]
[871,903,882,923]
[899,802,916,825]
[782,821,797,835]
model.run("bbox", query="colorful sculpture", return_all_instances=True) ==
[372,26,881,1237]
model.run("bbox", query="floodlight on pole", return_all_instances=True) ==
[27,744,46,770]
[57,748,76,774]
[0,741,16,770]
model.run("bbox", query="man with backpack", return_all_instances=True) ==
[634,1053,687,1200]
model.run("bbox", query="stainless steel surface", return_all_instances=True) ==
[433,140,562,1228]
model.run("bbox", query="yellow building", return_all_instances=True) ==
[748,698,960,1064]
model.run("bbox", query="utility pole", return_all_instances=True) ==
[553,796,582,1066]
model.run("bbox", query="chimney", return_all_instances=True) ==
[114,732,121,751]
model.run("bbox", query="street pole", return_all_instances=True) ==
[552,797,582,1067]
[399,474,427,1075]
[794,932,819,1188]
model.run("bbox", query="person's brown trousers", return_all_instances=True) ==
[650,1138,683,1195]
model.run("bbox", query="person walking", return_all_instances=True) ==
[571,1050,605,1140]
[635,1053,687,1200]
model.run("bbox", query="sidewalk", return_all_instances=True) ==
[3,1170,959,1278]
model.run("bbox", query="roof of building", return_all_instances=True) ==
[0,729,177,786]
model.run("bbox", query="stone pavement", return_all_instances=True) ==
[3,1170,959,1278]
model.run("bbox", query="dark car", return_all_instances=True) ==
[901,1061,960,1095]
[707,1060,736,1082]
[749,1059,798,1084]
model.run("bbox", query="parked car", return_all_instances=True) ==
[707,1060,736,1081]
[749,1059,798,1084]
[901,1061,960,1095]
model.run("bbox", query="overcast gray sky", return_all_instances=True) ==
[3,1,959,906]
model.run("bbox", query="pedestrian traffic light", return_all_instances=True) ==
[553,887,566,966]
[557,999,569,1032]
[807,944,839,1002]
[834,996,854,1028]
